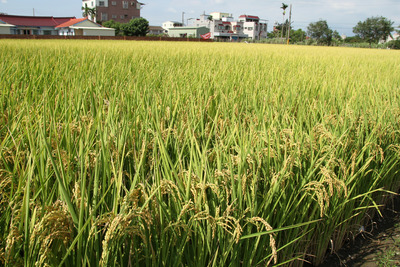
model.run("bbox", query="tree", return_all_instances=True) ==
[103,20,122,36]
[290,28,306,43]
[307,20,333,45]
[280,3,288,39]
[82,3,96,21]
[270,20,291,39]
[121,18,149,36]
[353,16,394,47]
[344,36,363,43]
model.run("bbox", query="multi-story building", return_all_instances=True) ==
[82,0,144,23]
[189,13,248,41]
[238,15,268,40]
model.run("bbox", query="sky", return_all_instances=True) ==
[1,0,399,36]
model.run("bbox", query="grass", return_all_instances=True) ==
[0,40,400,266]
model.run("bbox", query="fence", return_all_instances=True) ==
[0,34,213,42]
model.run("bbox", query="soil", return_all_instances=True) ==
[319,194,400,267]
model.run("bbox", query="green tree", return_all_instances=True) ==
[121,17,149,36]
[82,3,96,21]
[332,30,341,41]
[353,16,394,47]
[103,20,122,36]
[290,28,306,43]
[344,36,363,43]
[307,20,333,45]
[387,40,400,49]
[280,3,289,39]
[273,19,291,38]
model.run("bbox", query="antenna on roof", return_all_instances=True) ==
[33,8,35,16]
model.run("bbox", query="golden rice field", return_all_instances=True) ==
[1,40,400,266]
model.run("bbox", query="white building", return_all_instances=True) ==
[188,13,248,41]
[209,12,231,20]
[56,18,115,36]
[148,26,165,35]
[162,21,183,33]
[238,15,268,40]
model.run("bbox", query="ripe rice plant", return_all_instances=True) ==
[0,39,400,266]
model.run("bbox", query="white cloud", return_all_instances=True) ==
[1,0,7,3]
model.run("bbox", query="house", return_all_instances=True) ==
[0,14,75,35]
[386,33,400,42]
[56,17,115,36]
[238,15,268,40]
[167,26,209,38]
[162,21,183,33]
[0,19,14,34]
[188,13,248,41]
[82,0,144,23]
[148,26,165,35]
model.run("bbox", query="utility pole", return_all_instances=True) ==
[33,8,35,16]
[286,4,292,44]
[182,12,185,26]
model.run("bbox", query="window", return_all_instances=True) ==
[101,13,108,21]
[123,1,129,9]
[91,1,94,7]
[43,30,52,35]
[99,1,105,7]
[112,1,116,5]
[112,15,117,19]
[120,15,124,19]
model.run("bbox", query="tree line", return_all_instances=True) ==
[269,16,399,48]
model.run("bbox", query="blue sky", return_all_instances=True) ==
[1,0,399,36]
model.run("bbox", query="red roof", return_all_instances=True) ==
[0,15,75,27]
[239,15,260,19]
[56,18,88,28]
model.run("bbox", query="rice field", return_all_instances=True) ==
[0,39,400,266]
